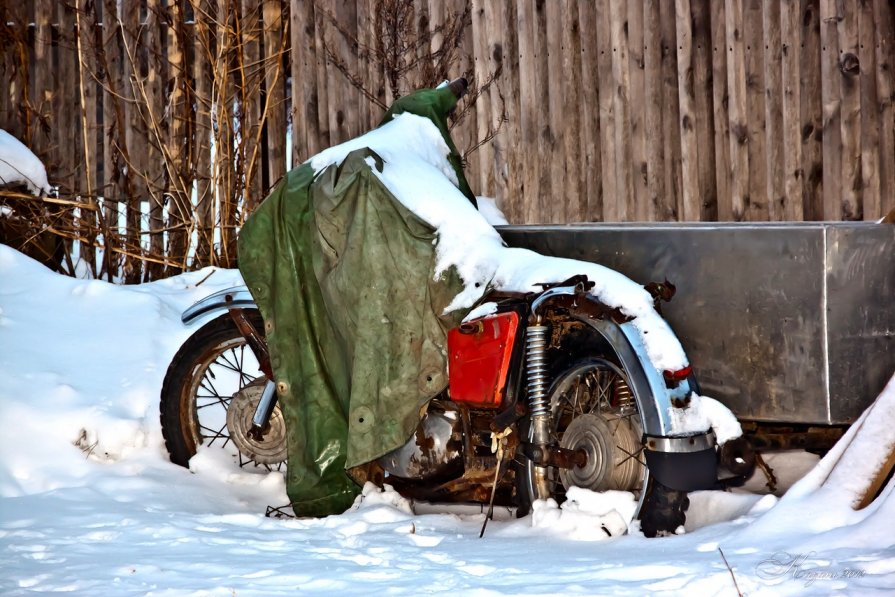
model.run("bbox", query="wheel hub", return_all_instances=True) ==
[226,380,288,465]
[559,412,643,492]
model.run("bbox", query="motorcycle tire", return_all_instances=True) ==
[515,357,689,538]
[160,311,283,469]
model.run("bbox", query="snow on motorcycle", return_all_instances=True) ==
[160,79,753,537]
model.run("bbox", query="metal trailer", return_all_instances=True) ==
[500,222,895,438]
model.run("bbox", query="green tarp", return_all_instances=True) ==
[238,86,472,516]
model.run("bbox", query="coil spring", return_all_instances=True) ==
[614,376,635,411]
[526,324,550,417]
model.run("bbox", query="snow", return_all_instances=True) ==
[310,113,688,374]
[2,244,894,595]
[0,129,51,195]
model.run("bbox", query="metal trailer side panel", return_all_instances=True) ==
[499,223,895,425]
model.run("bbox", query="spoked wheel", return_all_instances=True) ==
[160,312,287,472]
[517,357,688,537]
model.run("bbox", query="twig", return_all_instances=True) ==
[718,548,743,597]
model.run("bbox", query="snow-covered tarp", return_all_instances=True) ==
[2,234,895,595]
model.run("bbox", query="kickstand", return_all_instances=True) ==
[480,428,512,538]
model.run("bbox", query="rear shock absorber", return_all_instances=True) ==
[526,321,550,445]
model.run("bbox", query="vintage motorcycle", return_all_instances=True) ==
[161,273,750,536]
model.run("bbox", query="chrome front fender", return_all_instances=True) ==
[181,286,257,325]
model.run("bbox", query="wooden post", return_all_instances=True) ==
[166,0,190,272]
[290,0,318,161]
[263,0,287,190]
[609,0,633,222]
[627,0,647,222]
[595,0,616,223]
[517,0,540,223]
[240,0,264,205]
[660,0,682,220]
[725,0,749,222]
[691,0,716,222]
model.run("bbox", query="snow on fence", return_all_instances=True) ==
[0,0,893,282]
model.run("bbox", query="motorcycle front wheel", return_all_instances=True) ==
[516,358,689,537]
[160,311,287,471]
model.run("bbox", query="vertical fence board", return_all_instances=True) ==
[516,0,539,222]
[858,0,880,220]
[32,0,53,157]
[763,0,785,220]
[676,0,700,221]
[578,0,602,221]
[837,0,861,219]
[313,2,331,145]
[627,0,647,221]
[193,0,214,266]
[781,0,805,221]
[660,0,682,220]
[744,0,768,220]
[820,0,843,220]
[710,0,732,220]
[644,0,666,221]
[609,0,633,222]
[263,0,287,187]
[560,0,582,221]
[596,0,616,222]
[800,0,824,220]
[241,0,263,203]
[545,0,563,222]
[691,0,717,221]
[874,0,895,219]
[725,0,749,221]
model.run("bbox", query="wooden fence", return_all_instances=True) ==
[1,0,893,281]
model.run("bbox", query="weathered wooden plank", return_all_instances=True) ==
[32,0,54,156]
[170,0,192,270]
[610,0,634,222]
[837,0,861,220]
[516,0,540,223]
[76,0,98,274]
[675,0,700,221]
[313,1,332,145]
[627,0,647,222]
[660,0,682,220]
[327,0,356,143]
[57,3,79,197]
[470,0,492,196]
[691,0,716,221]
[578,0,602,221]
[725,0,749,221]
[457,0,480,189]
[240,0,263,203]
[643,0,666,222]
[502,0,523,222]
[780,0,805,221]
[800,0,824,221]
[120,2,148,283]
[192,0,214,267]
[710,0,732,221]
[819,0,843,220]
[743,0,768,220]
[561,0,582,221]
[545,0,563,222]
[482,0,509,209]
[874,0,895,219]
[263,0,287,188]
[858,0,880,220]
[145,0,167,277]
[596,0,616,222]
[763,0,785,220]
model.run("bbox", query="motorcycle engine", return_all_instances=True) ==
[378,399,464,480]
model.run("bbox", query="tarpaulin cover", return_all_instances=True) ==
[238,86,469,517]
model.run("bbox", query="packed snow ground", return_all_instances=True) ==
[2,245,894,595]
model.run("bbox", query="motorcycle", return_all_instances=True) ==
[160,78,752,536]
[161,273,750,537]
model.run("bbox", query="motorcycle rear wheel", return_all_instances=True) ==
[516,358,689,537]
[160,311,287,471]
